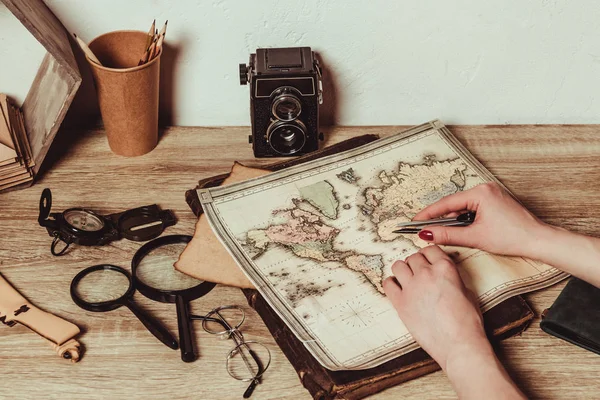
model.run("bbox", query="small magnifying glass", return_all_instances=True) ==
[70,264,178,350]
[132,235,216,362]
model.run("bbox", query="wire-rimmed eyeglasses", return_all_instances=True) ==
[191,305,271,398]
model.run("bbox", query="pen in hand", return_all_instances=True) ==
[393,211,476,234]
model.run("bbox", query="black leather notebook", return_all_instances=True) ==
[541,277,600,356]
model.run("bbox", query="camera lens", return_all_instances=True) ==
[267,120,307,155]
[271,88,302,121]
[272,97,301,121]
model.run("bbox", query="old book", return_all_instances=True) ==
[243,288,532,400]
[0,143,17,166]
[195,120,567,370]
[0,0,82,193]
[0,95,33,190]
[185,132,535,398]
[14,102,35,167]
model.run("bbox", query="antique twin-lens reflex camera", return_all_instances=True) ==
[240,47,323,157]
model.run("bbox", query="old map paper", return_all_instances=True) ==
[198,120,568,370]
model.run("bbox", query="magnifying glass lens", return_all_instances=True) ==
[73,269,130,303]
[227,342,271,381]
[135,243,201,290]
[132,235,217,362]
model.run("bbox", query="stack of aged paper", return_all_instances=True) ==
[0,94,34,192]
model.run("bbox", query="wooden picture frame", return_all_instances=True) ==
[1,0,81,176]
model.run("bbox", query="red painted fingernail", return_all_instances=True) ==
[419,230,434,241]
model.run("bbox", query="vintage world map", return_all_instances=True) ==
[199,121,565,370]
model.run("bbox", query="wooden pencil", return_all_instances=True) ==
[139,20,168,65]
[151,20,168,60]
[145,19,156,50]
[148,39,158,59]
[73,33,102,65]
[157,20,168,39]
[140,39,157,65]
[153,34,165,58]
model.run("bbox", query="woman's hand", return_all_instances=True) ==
[383,245,526,399]
[413,182,548,259]
[383,245,486,369]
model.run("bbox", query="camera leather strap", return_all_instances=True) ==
[0,272,81,362]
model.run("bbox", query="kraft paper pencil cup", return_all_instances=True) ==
[86,30,161,157]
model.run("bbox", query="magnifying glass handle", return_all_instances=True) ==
[125,300,178,350]
[175,296,196,363]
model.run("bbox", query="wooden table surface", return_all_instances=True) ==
[1,125,600,399]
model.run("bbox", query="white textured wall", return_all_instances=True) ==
[1,0,600,126]
[0,6,46,105]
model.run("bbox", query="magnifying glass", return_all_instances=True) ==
[70,264,178,350]
[132,235,216,362]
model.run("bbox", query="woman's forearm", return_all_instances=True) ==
[445,339,526,400]
[529,224,600,287]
